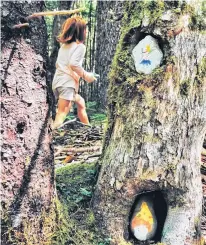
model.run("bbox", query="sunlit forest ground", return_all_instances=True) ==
[52,103,109,245]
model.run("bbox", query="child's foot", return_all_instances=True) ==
[51,121,62,130]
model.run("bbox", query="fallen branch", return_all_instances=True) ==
[54,146,101,157]
[57,118,77,129]
[86,154,102,159]
[27,8,86,19]
[66,146,101,153]
[12,23,29,29]
[54,148,65,157]
[57,118,92,129]
[55,155,67,160]
[76,121,92,127]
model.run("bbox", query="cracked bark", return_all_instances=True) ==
[92,1,206,245]
[95,0,124,108]
[1,1,56,244]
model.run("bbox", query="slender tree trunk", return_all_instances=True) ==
[49,0,74,79]
[1,1,56,244]
[93,1,206,245]
[95,0,124,109]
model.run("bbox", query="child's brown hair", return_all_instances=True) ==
[57,16,86,44]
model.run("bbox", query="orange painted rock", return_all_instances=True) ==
[130,196,157,241]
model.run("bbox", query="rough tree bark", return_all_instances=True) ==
[93,1,206,245]
[1,1,56,244]
[95,1,124,108]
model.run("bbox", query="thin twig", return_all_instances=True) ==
[55,155,67,160]
[86,154,102,159]
[54,148,65,157]
[66,146,101,153]
[27,8,86,19]
[76,121,92,127]
[57,118,77,129]
[12,23,29,29]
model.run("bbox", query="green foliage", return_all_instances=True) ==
[86,101,98,109]
[45,0,58,11]
[55,163,109,245]
[90,113,107,124]
[187,1,206,32]
[56,163,97,212]
[79,0,97,19]
[44,0,58,54]
[65,114,75,120]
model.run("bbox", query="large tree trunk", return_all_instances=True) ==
[93,1,206,245]
[1,1,56,244]
[95,0,124,108]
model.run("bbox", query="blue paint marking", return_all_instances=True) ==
[140,59,151,66]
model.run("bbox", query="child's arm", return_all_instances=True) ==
[69,44,96,83]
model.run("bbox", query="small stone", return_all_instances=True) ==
[132,35,163,75]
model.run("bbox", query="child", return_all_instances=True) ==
[52,16,97,129]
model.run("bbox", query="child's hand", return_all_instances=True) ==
[86,72,99,82]
[91,73,100,81]
[93,73,100,81]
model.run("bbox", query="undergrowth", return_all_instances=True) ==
[65,101,107,126]
[54,162,110,245]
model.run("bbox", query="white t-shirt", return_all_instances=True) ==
[52,42,94,92]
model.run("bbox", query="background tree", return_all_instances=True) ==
[48,0,74,79]
[1,1,57,244]
[94,0,124,109]
[92,1,206,244]
[78,0,96,102]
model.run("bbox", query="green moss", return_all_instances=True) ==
[85,210,96,227]
[2,198,57,245]
[108,1,166,87]
[106,1,168,145]
[189,1,206,32]
[196,57,206,82]
[143,134,160,143]
[55,162,109,245]
[56,163,97,212]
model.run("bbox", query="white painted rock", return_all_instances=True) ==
[132,35,163,75]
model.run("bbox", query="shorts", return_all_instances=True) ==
[53,87,75,101]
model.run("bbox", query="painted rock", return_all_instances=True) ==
[130,195,157,241]
[132,35,163,75]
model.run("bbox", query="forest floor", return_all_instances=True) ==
[53,102,106,169]
[52,101,206,244]
[53,102,110,245]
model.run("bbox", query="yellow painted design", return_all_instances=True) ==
[131,201,154,232]
[145,45,151,53]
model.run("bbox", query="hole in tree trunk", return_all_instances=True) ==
[128,191,167,243]
[124,27,167,50]
[123,27,169,65]
[16,121,26,134]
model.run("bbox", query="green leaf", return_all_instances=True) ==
[80,188,92,197]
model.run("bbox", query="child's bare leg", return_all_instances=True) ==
[75,94,89,125]
[53,98,72,129]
